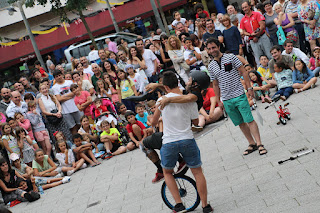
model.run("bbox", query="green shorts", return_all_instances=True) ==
[223,94,254,126]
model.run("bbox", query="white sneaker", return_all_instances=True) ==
[62,176,71,184]
[67,170,74,176]
[80,163,87,169]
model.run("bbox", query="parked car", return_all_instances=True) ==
[64,32,139,70]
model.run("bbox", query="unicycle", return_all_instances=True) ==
[161,165,200,211]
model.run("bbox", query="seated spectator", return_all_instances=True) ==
[269,46,295,74]
[0,158,40,204]
[116,69,138,112]
[55,140,86,176]
[135,104,150,128]
[273,61,294,100]
[195,88,224,130]
[146,100,163,132]
[125,111,148,147]
[222,14,243,55]
[78,115,99,145]
[116,103,129,126]
[26,101,51,156]
[249,71,272,103]
[53,131,73,150]
[71,71,95,99]
[282,40,309,64]
[10,153,33,180]
[257,55,273,80]
[99,120,135,160]
[308,47,320,77]
[71,134,100,167]
[292,59,317,93]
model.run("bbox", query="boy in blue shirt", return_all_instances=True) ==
[135,104,150,128]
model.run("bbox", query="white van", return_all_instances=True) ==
[64,32,139,69]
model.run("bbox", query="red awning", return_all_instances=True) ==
[0,0,186,70]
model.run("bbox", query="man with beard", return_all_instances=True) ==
[80,56,94,77]
[14,82,36,100]
[96,49,108,66]
[0,88,11,114]
[207,38,267,156]
[19,77,38,95]
[117,50,129,70]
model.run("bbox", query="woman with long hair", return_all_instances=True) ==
[160,34,174,69]
[128,46,147,70]
[102,60,118,83]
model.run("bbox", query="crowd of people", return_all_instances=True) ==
[0,0,319,211]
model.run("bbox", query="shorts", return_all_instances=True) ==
[34,130,50,142]
[63,111,82,129]
[143,132,163,150]
[223,94,254,126]
[160,139,202,170]
[111,141,122,153]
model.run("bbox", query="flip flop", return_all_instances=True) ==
[90,164,98,167]
[96,162,101,165]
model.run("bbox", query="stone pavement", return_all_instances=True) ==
[11,86,320,213]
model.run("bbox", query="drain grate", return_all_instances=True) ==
[87,200,101,208]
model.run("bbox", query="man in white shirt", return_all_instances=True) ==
[80,56,94,77]
[88,45,100,63]
[135,38,158,83]
[6,91,28,118]
[151,71,213,213]
[52,70,81,135]
[282,39,309,65]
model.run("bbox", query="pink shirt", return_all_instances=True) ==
[309,57,319,70]
[108,41,118,53]
[74,91,91,116]
[19,119,34,140]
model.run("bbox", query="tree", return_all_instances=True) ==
[10,0,98,49]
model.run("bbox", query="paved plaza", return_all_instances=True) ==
[11,86,320,213]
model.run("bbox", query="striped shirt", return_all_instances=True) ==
[208,53,244,101]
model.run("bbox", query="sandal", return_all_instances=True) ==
[243,144,257,155]
[258,145,268,155]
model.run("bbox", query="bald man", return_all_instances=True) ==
[0,88,11,114]
[6,91,28,118]
[227,5,244,22]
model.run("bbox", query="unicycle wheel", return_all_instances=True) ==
[161,175,200,211]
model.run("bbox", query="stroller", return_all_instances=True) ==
[90,98,130,145]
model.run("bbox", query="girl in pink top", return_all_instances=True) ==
[308,46,320,77]
[14,112,35,141]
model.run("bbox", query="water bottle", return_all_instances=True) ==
[38,186,44,194]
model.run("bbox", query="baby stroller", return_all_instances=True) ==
[90,98,130,145]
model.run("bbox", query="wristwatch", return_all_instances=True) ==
[247,87,253,91]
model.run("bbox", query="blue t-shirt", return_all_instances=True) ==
[135,112,149,128]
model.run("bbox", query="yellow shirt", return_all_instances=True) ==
[116,79,134,99]
[257,67,272,79]
[101,128,121,142]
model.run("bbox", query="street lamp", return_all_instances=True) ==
[9,0,47,72]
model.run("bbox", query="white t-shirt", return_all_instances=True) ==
[88,50,100,62]
[142,49,157,77]
[56,149,75,167]
[83,65,94,77]
[158,93,198,144]
[172,18,187,27]
[52,80,79,114]
[184,47,202,66]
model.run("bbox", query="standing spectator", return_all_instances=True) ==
[202,19,224,44]
[34,61,48,78]
[240,1,273,65]
[97,49,108,66]
[282,39,309,64]
[19,77,38,95]
[136,39,158,83]
[207,38,267,156]
[194,3,209,18]
[309,46,320,77]
[264,1,279,46]
[171,11,188,31]
[222,14,243,55]
[80,57,94,77]
[195,14,207,40]
[117,50,129,70]
[128,46,147,70]
[88,45,100,63]
[105,38,118,53]
[38,83,72,142]
[70,84,93,119]
[160,34,173,69]
[298,0,320,52]
[274,4,299,48]
[285,0,309,54]
[48,64,56,75]
[91,63,103,89]
[51,70,81,135]
[190,34,205,51]
[215,13,226,32]
[227,5,244,22]
[102,60,118,83]
[76,63,92,84]
[13,83,35,101]
[46,55,54,71]
[184,38,203,71]
[167,35,190,83]
[71,72,96,100]
[273,0,289,10]
[269,45,295,75]
[6,91,28,118]
[0,88,11,115]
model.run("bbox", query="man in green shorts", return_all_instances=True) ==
[206,38,267,155]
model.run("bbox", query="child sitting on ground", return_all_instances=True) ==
[125,111,148,147]
[55,140,86,176]
[249,71,271,103]
[257,55,277,88]
[10,153,33,180]
[135,104,150,128]
[99,121,135,160]
[117,103,130,125]
[273,61,294,100]
[71,134,101,167]
[308,46,320,77]
[26,101,52,156]
[293,59,317,93]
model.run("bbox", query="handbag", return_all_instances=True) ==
[286,30,298,42]
[276,26,286,45]
[46,109,63,125]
